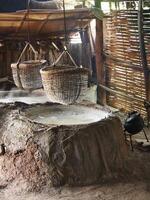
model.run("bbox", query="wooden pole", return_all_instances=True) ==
[99,84,144,103]
[95,19,106,105]
[138,0,150,119]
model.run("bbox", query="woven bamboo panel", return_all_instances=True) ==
[104,9,150,116]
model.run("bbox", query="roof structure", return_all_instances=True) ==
[0,8,94,41]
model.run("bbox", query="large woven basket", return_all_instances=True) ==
[40,65,89,104]
[11,60,47,90]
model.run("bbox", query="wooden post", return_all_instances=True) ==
[138,0,150,121]
[95,19,106,105]
[138,0,150,99]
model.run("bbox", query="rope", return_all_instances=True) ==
[62,0,67,48]
[15,0,31,90]
[27,0,31,44]
[17,42,38,64]
[15,0,40,90]
[53,50,78,68]
[51,0,79,68]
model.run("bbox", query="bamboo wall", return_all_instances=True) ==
[104,9,150,115]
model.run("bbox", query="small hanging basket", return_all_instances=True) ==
[11,43,47,90]
[40,50,89,104]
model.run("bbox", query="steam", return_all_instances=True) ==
[0,79,97,105]
[26,104,109,125]
[0,88,49,104]
[0,83,104,125]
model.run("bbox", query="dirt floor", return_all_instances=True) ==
[1,142,150,200]
[0,181,150,200]
[1,109,150,199]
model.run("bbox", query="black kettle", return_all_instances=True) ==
[124,111,144,134]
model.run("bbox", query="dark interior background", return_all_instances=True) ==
[0,0,49,12]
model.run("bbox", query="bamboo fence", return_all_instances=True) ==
[104,4,150,116]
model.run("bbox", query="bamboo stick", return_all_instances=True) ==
[99,84,144,103]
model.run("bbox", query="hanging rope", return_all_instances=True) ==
[51,0,79,68]
[27,0,31,45]
[15,0,39,90]
[62,0,67,48]
[15,0,31,89]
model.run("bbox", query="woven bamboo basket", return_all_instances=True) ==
[11,60,47,90]
[40,65,89,104]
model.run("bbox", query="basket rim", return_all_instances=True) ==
[11,59,47,69]
[40,65,89,75]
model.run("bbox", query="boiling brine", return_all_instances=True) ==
[26,104,109,125]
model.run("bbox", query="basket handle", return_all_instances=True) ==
[53,48,79,68]
[17,42,38,64]
[15,42,39,90]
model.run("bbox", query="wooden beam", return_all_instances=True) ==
[0,17,93,22]
[95,19,106,105]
